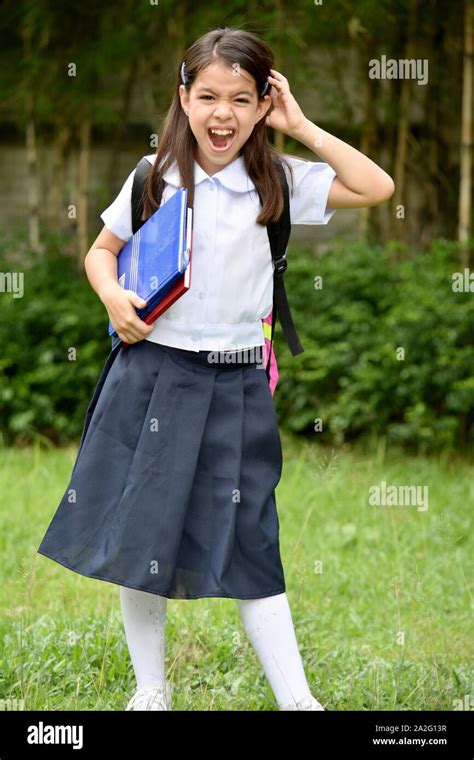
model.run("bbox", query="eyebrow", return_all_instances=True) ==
[196,86,254,97]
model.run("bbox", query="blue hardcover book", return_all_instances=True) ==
[108,187,193,339]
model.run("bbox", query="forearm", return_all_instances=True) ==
[84,248,121,302]
[292,117,394,197]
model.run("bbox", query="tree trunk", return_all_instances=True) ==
[106,57,140,191]
[21,15,41,254]
[458,0,473,267]
[25,114,41,255]
[424,10,444,247]
[359,52,377,241]
[391,0,418,243]
[77,117,91,270]
[49,125,71,235]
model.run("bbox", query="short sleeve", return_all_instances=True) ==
[99,168,136,242]
[281,154,337,225]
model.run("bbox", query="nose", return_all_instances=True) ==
[212,98,234,119]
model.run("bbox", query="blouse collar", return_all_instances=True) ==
[145,153,256,194]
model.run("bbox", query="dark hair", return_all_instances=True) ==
[142,27,295,226]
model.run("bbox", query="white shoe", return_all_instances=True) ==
[279,694,325,711]
[125,682,172,711]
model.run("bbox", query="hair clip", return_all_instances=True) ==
[260,78,270,97]
[181,60,189,85]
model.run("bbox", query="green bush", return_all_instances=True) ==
[0,235,473,451]
[0,237,109,445]
[274,237,474,452]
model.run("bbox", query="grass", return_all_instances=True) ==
[0,433,472,711]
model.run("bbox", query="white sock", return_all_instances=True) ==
[119,587,312,706]
[119,586,167,690]
[236,592,313,707]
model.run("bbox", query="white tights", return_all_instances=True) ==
[119,586,313,707]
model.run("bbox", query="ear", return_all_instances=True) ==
[255,94,272,125]
[178,84,189,112]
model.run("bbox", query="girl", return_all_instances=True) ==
[37,27,394,711]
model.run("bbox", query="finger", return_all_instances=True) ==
[269,69,286,81]
[117,331,135,344]
[128,310,154,335]
[118,331,138,344]
[123,327,147,343]
[268,76,285,93]
[129,323,151,341]
[135,322,155,340]
[120,322,147,343]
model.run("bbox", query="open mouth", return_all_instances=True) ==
[207,128,236,152]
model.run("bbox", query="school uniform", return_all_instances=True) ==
[37,152,336,600]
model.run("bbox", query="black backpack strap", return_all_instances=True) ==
[259,159,304,382]
[132,156,157,234]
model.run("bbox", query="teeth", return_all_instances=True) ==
[209,129,234,135]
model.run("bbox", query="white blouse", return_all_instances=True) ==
[100,152,336,352]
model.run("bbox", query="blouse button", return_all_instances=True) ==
[209,183,215,191]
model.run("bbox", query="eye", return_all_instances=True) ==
[199,96,250,103]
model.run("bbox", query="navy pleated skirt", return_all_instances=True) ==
[37,339,286,600]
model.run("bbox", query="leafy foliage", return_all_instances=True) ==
[1,238,473,450]
[274,238,474,452]
[0,242,109,445]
